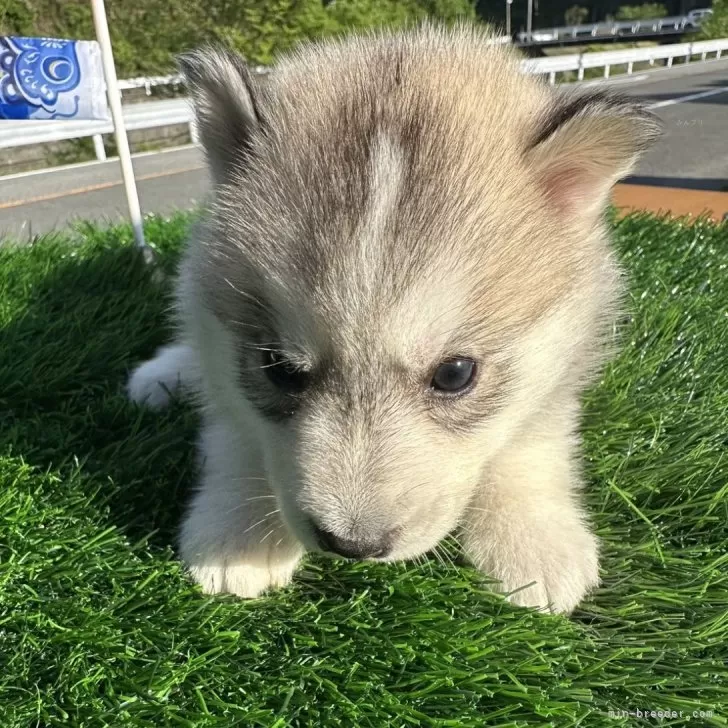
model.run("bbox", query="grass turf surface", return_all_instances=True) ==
[1,211,727,728]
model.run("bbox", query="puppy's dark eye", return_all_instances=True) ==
[431,357,477,394]
[263,349,309,393]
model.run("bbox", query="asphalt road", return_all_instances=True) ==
[0,146,210,241]
[596,58,728,191]
[1,57,726,241]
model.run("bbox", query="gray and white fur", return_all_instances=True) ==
[127,23,660,614]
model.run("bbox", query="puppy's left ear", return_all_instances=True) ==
[178,46,265,185]
[525,91,661,222]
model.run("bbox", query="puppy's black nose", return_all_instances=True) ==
[314,526,392,560]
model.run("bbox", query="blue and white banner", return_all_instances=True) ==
[0,36,109,121]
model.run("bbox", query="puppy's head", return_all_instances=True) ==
[178,26,660,561]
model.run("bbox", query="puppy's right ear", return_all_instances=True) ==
[178,46,264,185]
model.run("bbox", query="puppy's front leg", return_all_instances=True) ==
[179,418,304,598]
[460,413,600,615]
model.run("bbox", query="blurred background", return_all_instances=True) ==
[1,0,725,235]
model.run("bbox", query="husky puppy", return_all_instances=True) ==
[127,24,659,614]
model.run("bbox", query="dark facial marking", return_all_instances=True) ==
[236,339,310,422]
[263,349,311,394]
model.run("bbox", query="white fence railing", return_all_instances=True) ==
[522,37,728,84]
[1,37,727,162]
[0,99,194,161]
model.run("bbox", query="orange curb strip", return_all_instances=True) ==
[612,183,728,222]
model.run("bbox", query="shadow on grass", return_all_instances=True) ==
[0,224,488,609]
[0,224,198,552]
[1,220,655,624]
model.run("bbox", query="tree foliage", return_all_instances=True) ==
[698,0,726,39]
[615,3,668,20]
[564,5,590,25]
[0,0,477,76]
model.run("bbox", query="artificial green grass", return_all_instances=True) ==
[1,211,727,727]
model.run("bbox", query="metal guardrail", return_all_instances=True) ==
[517,15,696,44]
[116,66,271,94]
[97,36,728,94]
[1,37,726,160]
[522,37,728,84]
[118,73,184,94]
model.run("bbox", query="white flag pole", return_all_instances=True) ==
[90,0,149,250]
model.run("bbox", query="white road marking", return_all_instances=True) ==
[648,87,728,109]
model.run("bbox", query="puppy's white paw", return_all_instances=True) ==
[493,528,600,615]
[187,554,300,598]
[127,344,195,409]
[127,360,176,409]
